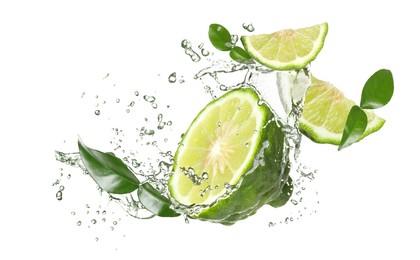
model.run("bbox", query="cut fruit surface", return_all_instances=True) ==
[169,87,290,225]
[241,23,328,70]
[170,88,266,206]
[299,76,385,145]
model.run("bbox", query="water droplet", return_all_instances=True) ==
[129,101,135,107]
[201,48,209,56]
[230,34,238,45]
[181,39,201,62]
[56,191,63,201]
[242,23,255,32]
[71,211,76,216]
[131,159,141,168]
[179,76,185,84]
[217,121,221,127]
[245,143,249,148]
[219,84,228,91]
[102,218,106,222]
[134,91,139,96]
[110,226,114,231]
[94,110,100,116]
[126,109,130,113]
[91,219,97,224]
[67,174,71,179]
[116,98,120,103]
[95,237,99,242]
[77,221,82,226]
[168,72,177,83]
[201,172,209,180]
[268,222,276,227]
[152,103,158,109]
[143,95,156,102]
[113,221,118,225]
[181,39,191,48]
[291,199,298,205]
[59,185,65,191]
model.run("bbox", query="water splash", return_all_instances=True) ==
[181,39,201,62]
[198,43,210,57]
[55,23,319,228]
[242,23,255,32]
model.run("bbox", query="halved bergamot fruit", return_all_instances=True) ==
[169,87,292,225]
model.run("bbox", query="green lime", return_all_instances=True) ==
[299,76,385,145]
[241,23,328,70]
[168,87,291,225]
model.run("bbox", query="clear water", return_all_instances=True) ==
[54,24,319,230]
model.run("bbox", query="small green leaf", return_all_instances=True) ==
[138,183,180,217]
[209,24,233,51]
[338,106,368,150]
[360,69,394,109]
[78,138,140,194]
[229,46,254,64]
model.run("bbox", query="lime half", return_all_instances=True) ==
[241,23,328,70]
[169,88,291,225]
[299,76,385,145]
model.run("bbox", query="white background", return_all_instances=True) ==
[1,0,419,259]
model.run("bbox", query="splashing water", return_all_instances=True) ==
[242,23,255,32]
[55,24,319,229]
[181,39,201,62]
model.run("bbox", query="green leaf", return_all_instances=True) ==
[338,106,368,150]
[229,46,254,64]
[138,183,180,217]
[209,24,233,51]
[78,138,140,194]
[360,69,394,109]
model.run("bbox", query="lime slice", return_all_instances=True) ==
[169,88,291,225]
[299,76,386,145]
[241,23,328,70]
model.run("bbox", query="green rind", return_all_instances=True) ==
[299,114,385,145]
[195,101,289,225]
[241,23,328,71]
[169,88,291,225]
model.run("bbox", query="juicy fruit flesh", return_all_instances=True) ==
[300,76,385,144]
[302,77,355,134]
[242,23,328,70]
[170,90,265,206]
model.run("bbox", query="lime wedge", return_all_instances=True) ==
[169,87,291,225]
[299,76,385,145]
[241,23,328,70]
